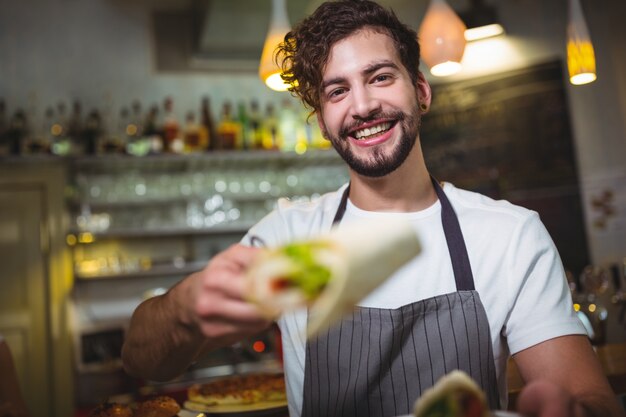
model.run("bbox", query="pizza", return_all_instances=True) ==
[187,373,287,406]
[89,396,180,417]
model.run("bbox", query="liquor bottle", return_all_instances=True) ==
[51,102,72,156]
[82,110,102,156]
[0,99,9,156]
[183,111,208,153]
[27,106,54,154]
[200,96,216,151]
[143,104,163,154]
[126,101,151,157]
[67,100,83,154]
[262,103,279,150]
[278,99,298,152]
[5,109,28,156]
[237,101,250,150]
[101,107,128,154]
[248,99,263,150]
[216,101,241,151]
[162,97,182,153]
[130,100,143,138]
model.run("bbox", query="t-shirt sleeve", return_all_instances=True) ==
[240,198,293,248]
[503,212,587,354]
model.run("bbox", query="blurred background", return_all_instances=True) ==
[0,0,625,416]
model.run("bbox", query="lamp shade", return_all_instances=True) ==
[567,0,596,85]
[459,0,505,42]
[259,0,291,91]
[418,0,467,77]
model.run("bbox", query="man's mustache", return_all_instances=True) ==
[338,110,406,138]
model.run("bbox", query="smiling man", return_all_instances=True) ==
[122,1,623,417]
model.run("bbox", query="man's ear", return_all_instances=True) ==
[416,71,432,112]
[316,112,330,140]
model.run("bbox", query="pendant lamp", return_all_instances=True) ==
[459,0,505,42]
[567,0,596,85]
[418,0,467,77]
[259,0,291,91]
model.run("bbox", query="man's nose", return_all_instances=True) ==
[350,87,381,120]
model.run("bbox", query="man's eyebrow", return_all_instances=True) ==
[321,76,347,91]
[321,60,400,90]
[362,60,400,76]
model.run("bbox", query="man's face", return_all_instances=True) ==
[316,29,430,178]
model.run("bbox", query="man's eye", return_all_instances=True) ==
[329,88,346,98]
[373,74,392,83]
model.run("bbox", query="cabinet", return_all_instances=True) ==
[0,161,73,417]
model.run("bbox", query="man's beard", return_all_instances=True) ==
[325,105,421,178]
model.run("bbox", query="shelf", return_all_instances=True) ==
[68,223,254,239]
[66,192,281,209]
[75,260,207,281]
[67,149,342,173]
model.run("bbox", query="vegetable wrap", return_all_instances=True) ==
[245,218,421,337]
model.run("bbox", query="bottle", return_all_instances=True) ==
[262,103,279,150]
[0,99,9,156]
[100,107,125,154]
[29,106,54,154]
[183,111,208,153]
[130,100,143,138]
[216,101,241,151]
[50,102,72,156]
[126,101,151,157]
[278,99,298,152]
[6,109,28,156]
[67,100,83,154]
[200,96,216,151]
[82,110,102,156]
[143,104,163,154]
[248,100,263,150]
[162,96,182,153]
[237,101,250,150]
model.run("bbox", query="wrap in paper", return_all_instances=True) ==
[245,218,421,338]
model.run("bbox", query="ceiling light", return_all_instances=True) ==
[259,0,291,91]
[464,24,504,41]
[418,0,467,77]
[459,0,505,42]
[567,0,596,85]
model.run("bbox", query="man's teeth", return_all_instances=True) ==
[354,122,391,140]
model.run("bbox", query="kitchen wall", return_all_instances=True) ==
[1,0,625,306]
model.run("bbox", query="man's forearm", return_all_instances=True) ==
[122,278,208,381]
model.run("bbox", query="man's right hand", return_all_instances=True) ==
[181,244,273,347]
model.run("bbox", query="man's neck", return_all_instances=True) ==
[347,144,438,212]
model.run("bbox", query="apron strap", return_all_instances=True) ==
[432,177,475,291]
[332,178,475,291]
[332,184,350,226]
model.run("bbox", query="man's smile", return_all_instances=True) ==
[352,121,394,140]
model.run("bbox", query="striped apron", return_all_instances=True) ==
[301,179,500,417]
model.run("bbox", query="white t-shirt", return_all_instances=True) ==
[244,182,587,416]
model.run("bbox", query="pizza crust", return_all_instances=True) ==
[187,373,287,407]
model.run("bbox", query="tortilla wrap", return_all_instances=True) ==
[413,370,489,417]
[245,218,421,337]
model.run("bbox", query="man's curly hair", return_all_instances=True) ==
[276,0,421,112]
